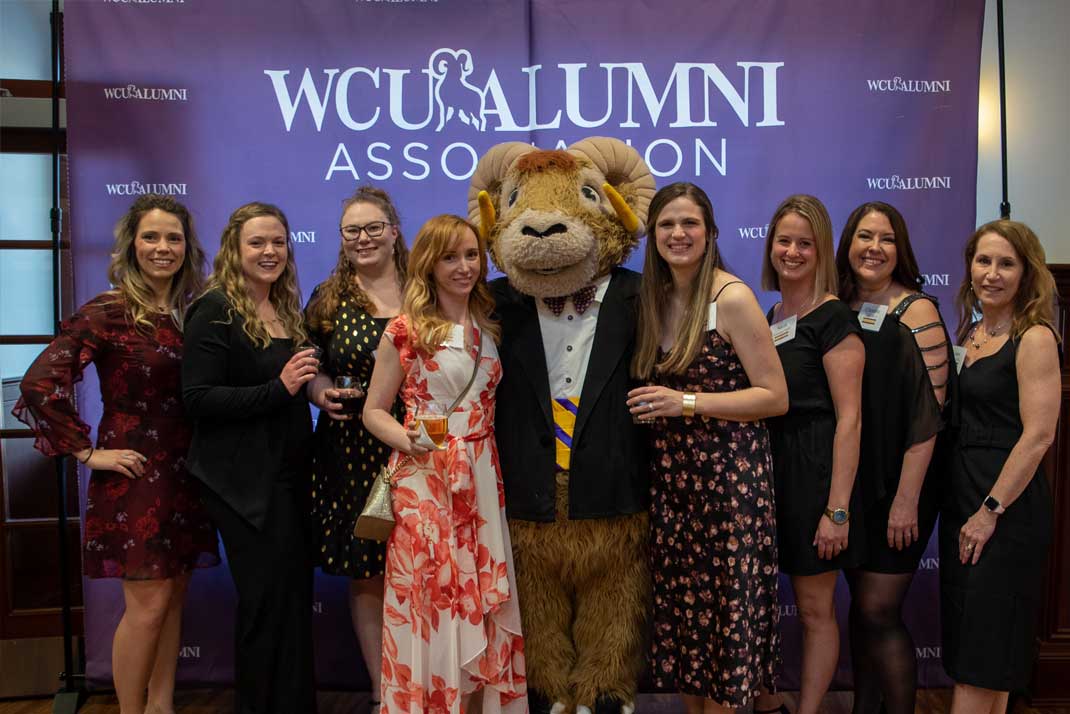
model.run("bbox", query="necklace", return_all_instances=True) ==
[775,296,815,324]
[969,319,1008,350]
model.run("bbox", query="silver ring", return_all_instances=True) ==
[965,543,975,550]
[648,402,654,411]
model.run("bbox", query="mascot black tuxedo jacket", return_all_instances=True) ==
[491,268,649,522]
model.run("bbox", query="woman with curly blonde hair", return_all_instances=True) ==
[304,186,409,708]
[182,202,319,714]
[941,220,1061,714]
[364,215,523,714]
[16,194,219,714]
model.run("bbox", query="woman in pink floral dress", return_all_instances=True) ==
[364,214,526,714]
[14,195,219,714]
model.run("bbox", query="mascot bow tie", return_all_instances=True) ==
[543,285,598,317]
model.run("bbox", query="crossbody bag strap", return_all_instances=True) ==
[445,328,483,415]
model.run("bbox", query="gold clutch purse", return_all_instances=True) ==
[353,331,484,543]
[353,460,402,542]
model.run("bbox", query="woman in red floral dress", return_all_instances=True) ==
[15,195,219,714]
[364,215,526,714]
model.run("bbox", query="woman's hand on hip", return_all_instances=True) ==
[84,449,148,479]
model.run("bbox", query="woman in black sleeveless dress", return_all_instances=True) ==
[304,186,407,709]
[629,183,788,712]
[835,202,955,714]
[757,196,865,714]
[940,221,1061,714]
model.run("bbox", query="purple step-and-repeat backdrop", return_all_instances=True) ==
[63,0,983,692]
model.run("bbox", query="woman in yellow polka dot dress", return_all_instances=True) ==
[305,186,408,708]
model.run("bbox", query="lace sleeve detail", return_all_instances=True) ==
[12,294,114,456]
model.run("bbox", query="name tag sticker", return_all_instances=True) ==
[857,302,889,332]
[444,324,466,349]
[770,314,798,346]
[707,303,718,331]
[953,345,967,374]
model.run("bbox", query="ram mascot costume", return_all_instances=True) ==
[468,137,655,714]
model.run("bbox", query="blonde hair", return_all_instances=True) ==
[761,194,838,305]
[633,182,724,379]
[305,186,409,333]
[205,202,308,349]
[107,194,206,332]
[955,219,1059,343]
[402,214,499,353]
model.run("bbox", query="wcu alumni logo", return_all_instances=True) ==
[265,46,784,134]
[867,77,951,93]
[104,84,188,102]
[264,46,786,182]
[866,174,951,191]
[105,181,187,196]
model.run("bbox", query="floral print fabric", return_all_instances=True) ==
[14,293,219,579]
[647,329,779,707]
[381,315,526,714]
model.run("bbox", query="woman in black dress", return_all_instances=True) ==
[835,202,954,714]
[182,202,318,714]
[305,186,407,707]
[755,195,864,714]
[941,220,1060,714]
[628,183,788,713]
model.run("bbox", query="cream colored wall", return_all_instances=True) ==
[976,0,1070,262]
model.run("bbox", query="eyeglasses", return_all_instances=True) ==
[340,221,393,241]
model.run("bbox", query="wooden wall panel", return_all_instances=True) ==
[1031,263,1070,706]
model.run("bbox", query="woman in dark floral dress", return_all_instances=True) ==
[628,183,788,713]
[305,186,407,707]
[14,195,219,714]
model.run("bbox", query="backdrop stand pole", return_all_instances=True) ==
[48,2,85,712]
[996,0,1011,219]
[998,7,1018,714]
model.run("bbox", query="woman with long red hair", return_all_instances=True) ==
[364,214,526,714]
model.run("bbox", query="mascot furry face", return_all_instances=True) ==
[468,137,655,297]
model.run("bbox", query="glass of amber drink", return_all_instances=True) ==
[416,401,449,449]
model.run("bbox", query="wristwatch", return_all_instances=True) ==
[824,507,850,525]
[983,495,1005,515]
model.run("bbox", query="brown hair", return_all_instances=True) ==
[205,202,308,348]
[836,201,923,302]
[107,194,206,332]
[402,215,499,353]
[761,194,838,304]
[633,182,724,379]
[955,219,1059,343]
[305,186,409,332]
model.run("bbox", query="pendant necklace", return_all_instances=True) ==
[969,319,1008,350]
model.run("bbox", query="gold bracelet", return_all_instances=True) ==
[681,393,697,418]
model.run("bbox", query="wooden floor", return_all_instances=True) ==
[0,690,1068,714]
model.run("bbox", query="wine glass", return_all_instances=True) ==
[416,401,449,448]
[333,375,363,416]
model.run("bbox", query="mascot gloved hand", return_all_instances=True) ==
[468,137,655,714]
